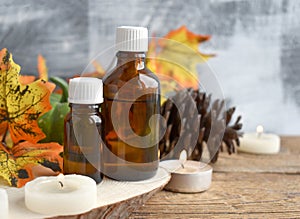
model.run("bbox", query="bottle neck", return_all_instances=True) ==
[116,51,146,66]
[70,103,100,114]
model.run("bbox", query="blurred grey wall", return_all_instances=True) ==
[0,0,299,134]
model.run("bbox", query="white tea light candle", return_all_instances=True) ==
[160,157,212,193]
[25,174,97,216]
[238,125,280,154]
[0,188,9,219]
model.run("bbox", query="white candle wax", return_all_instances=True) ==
[0,188,9,219]
[25,174,97,216]
[239,126,280,154]
[176,166,198,174]
[160,160,212,193]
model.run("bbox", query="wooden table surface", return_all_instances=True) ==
[130,136,300,218]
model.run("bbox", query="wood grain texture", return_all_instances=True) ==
[131,136,300,218]
[50,182,167,219]
[212,136,300,174]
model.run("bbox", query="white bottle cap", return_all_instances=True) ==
[68,77,103,104]
[116,26,148,52]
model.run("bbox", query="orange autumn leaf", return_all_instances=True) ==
[37,54,48,81]
[19,75,36,85]
[75,60,106,79]
[162,25,212,56]
[91,60,106,78]
[19,54,49,85]
[0,141,62,187]
[0,48,55,144]
[147,25,215,100]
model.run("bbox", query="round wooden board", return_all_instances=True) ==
[0,167,171,219]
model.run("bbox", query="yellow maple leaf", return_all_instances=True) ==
[0,48,55,144]
[147,25,215,100]
[0,141,62,187]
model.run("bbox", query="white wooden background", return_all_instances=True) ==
[0,0,299,134]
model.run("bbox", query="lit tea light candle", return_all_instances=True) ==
[238,125,280,154]
[0,188,9,219]
[160,150,213,193]
[25,174,97,216]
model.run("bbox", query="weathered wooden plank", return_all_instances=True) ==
[212,136,300,173]
[131,212,300,219]
[131,136,300,218]
[131,172,300,218]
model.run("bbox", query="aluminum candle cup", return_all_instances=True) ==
[238,125,280,154]
[25,174,97,215]
[160,160,213,193]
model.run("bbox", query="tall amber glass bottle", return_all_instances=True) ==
[64,77,104,183]
[102,26,160,181]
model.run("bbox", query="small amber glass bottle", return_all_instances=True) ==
[64,77,104,184]
[102,26,160,181]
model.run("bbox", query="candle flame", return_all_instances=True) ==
[179,150,187,169]
[179,150,187,162]
[57,173,64,181]
[256,125,264,138]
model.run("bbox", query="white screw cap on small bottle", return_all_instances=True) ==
[116,26,148,52]
[68,77,103,104]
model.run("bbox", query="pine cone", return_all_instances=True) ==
[159,88,242,163]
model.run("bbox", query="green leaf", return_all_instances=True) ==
[38,77,70,145]
[38,99,69,145]
[50,76,69,103]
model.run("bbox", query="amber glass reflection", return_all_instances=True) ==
[102,52,160,181]
[64,104,103,183]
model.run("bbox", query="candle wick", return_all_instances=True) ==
[181,163,185,169]
[58,181,64,188]
[257,131,263,138]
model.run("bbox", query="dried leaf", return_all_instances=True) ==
[19,54,48,85]
[74,61,106,79]
[147,26,215,100]
[0,48,55,144]
[37,54,48,81]
[19,75,36,85]
[91,60,105,78]
[0,141,62,187]
[162,26,212,56]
